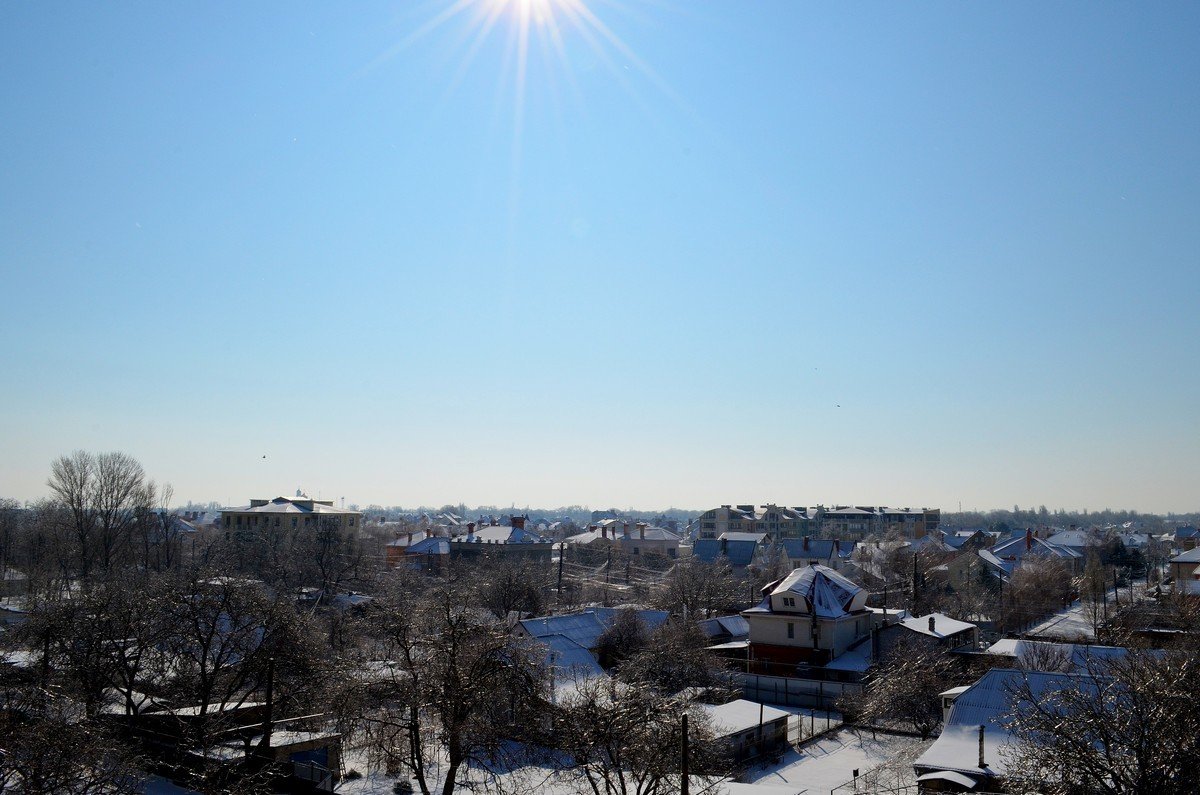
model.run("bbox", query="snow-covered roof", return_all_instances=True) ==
[697,614,750,641]
[518,608,669,651]
[223,497,360,515]
[765,565,866,619]
[900,613,976,640]
[914,668,1084,778]
[984,639,1133,672]
[1170,547,1200,563]
[703,699,791,736]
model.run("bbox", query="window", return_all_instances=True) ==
[782,597,795,607]
[633,547,640,555]
[224,517,230,527]
[349,517,356,527]
[292,518,298,528]
[787,622,794,639]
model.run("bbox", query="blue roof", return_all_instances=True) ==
[406,537,449,555]
[538,634,604,682]
[722,539,758,566]
[697,614,749,641]
[780,538,854,561]
[692,538,723,563]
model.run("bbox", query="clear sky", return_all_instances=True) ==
[2,1,1198,513]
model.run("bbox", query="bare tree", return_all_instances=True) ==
[594,608,649,669]
[360,576,550,795]
[47,451,155,577]
[474,554,549,625]
[1003,650,1200,795]
[617,619,734,697]
[552,677,726,795]
[652,557,742,618]
[846,635,958,739]
[159,571,323,745]
[0,688,141,794]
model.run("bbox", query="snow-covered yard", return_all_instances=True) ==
[746,727,931,795]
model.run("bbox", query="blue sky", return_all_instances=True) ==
[2,1,1197,512]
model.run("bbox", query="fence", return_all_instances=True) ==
[293,760,335,792]
[734,672,861,710]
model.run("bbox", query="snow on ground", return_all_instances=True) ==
[747,727,931,795]
[1026,584,1147,641]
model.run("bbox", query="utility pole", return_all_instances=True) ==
[680,712,690,795]
[557,542,564,600]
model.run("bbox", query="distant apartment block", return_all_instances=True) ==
[220,494,361,541]
[697,504,939,540]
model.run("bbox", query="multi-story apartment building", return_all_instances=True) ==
[697,504,940,541]
[696,505,820,540]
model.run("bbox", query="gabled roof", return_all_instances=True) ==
[914,668,1087,778]
[697,614,750,641]
[386,531,430,547]
[900,613,975,639]
[990,535,1082,560]
[518,608,670,651]
[454,526,547,545]
[780,538,855,561]
[693,538,723,562]
[1170,547,1200,563]
[721,539,760,566]
[984,639,1133,672]
[703,699,791,736]
[405,537,449,556]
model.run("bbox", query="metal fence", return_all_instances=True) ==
[735,672,862,710]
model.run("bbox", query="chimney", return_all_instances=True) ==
[1025,528,1033,551]
[623,522,630,538]
[978,724,986,768]
[929,615,936,634]
[512,515,527,531]
[803,536,810,551]
[639,526,645,540]
[468,522,476,533]
[407,532,413,544]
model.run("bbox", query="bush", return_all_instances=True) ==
[393,782,414,795]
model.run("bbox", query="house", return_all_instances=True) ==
[563,522,683,559]
[384,530,432,566]
[694,532,770,568]
[978,529,1082,579]
[878,613,978,658]
[779,537,856,571]
[741,564,872,674]
[1169,548,1200,595]
[982,638,1132,672]
[913,668,1083,792]
[701,699,791,763]
[516,608,671,663]
[447,516,553,563]
[1173,526,1199,551]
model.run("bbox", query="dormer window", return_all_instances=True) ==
[782,597,795,608]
